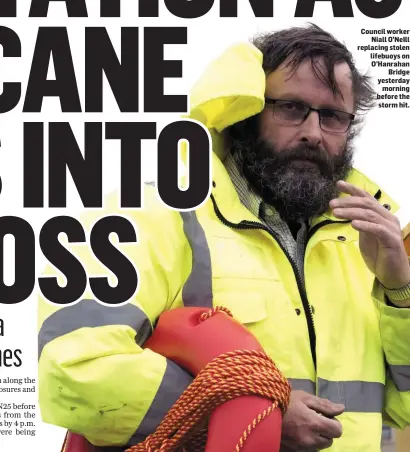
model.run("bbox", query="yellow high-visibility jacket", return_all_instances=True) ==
[38,43,410,451]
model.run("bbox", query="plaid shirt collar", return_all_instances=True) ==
[224,152,265,219]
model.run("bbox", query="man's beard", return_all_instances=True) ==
[229,120,354,223]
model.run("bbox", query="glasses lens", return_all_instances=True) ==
[273,101,307,124]
[270,100,353,133]
[320,109,352,132]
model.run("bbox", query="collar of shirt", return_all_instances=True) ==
[224,152,309,276]
[224,151,310,228]
[224,151,262,220]
[224,151,294,226]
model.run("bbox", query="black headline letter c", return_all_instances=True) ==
[0,27,21,113]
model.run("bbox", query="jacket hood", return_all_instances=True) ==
[185,41,399,216]
[188,41,265,161]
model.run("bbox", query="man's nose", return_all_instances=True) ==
[299,110,322,147]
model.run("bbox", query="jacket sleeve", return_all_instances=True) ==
[372,280,410,429]
[37,187,194,447]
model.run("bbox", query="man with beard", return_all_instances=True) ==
[38,25,410,451]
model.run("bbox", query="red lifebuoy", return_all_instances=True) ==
[143,306,286,452]
[61,306,288,452]
[61,431,98,452]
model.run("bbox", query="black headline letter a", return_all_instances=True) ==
[23,28,81,113]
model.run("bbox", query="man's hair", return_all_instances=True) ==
[251,23,376,133]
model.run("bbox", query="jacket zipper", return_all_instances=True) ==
[211,194,352,371]
[211,194,318,369]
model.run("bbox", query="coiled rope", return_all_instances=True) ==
[125,306,291,452]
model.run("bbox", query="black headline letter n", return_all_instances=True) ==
[85,28,139,113]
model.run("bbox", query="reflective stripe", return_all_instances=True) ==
[129,359,193,445]
[38,299,152,358]
[318,378,384,413]
[286,378,384,413]
[180,211,213,308]
[287,378,316,394]
[388,364,410,392]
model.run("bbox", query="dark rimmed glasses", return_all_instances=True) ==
[264,97,355,134]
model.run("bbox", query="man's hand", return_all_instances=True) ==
[280,390,344,451]
[330,180,410,291]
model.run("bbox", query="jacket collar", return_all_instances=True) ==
[210,151,399,227]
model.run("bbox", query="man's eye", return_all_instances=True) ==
[280,102,302,111]
[321,109,338,119]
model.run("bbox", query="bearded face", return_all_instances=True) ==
[228,57,357,224]
[229,115,354,223]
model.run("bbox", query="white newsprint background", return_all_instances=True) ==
[0,0,409,451]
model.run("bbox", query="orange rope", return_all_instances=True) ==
[125,307,291,452]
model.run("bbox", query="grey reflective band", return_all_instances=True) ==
[318,378,384,413]
[38,299,153,358]
[287,378,316,394]
[129,359,193,445]
[180,211,213,308]
[287,378,384,413]
[388,364,410,392]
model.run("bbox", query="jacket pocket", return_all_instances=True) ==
[213,286,296,377]
[218,292,268,324]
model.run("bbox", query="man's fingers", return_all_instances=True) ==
[281,437,323,451]
[332,206,390,226]
[330,196,395,223]
[314,436,335,450]
[331,195,389,215]
[281,391,344,450]
[304,395,345,417]
[283,432,335,450]
[336,180,372,199]
[313,416,343,440]
[279,440,298,451]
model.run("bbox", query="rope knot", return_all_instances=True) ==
[199,306,233,323]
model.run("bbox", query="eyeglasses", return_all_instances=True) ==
[264,97,355,133]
